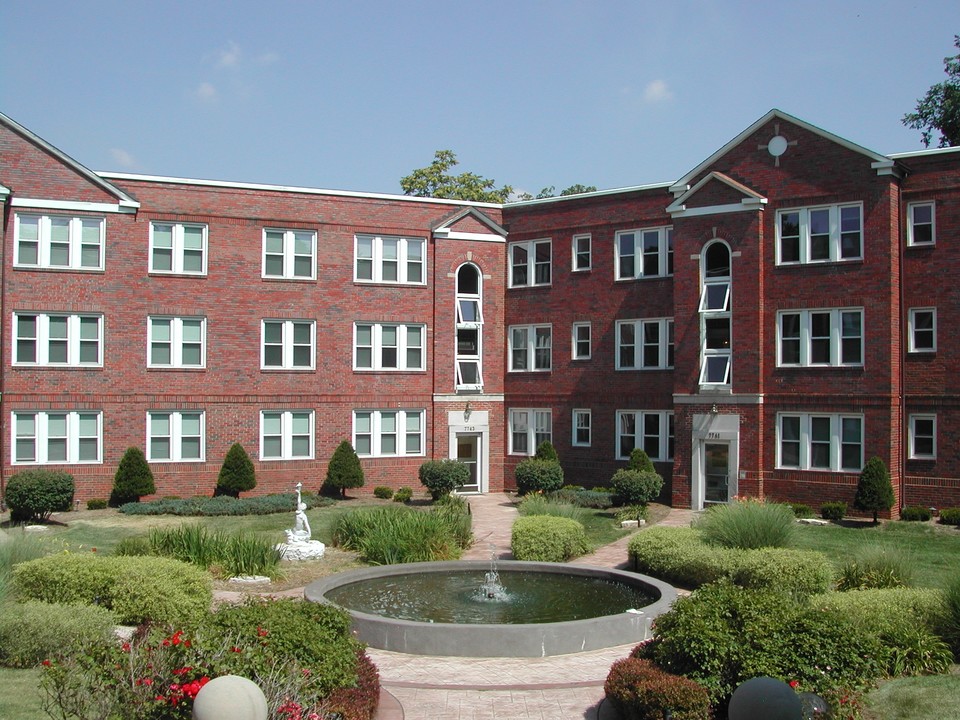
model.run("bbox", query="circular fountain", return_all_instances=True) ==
[305,561,676,657]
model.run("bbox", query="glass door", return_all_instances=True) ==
[704,442,729,504]
[456,433,480,492]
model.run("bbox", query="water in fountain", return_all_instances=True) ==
[475,544,508,602]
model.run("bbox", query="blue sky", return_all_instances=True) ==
[2,1,958,197]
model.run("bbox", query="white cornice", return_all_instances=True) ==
[10,197,139,214]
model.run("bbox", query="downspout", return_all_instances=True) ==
[0,191,9,510]
[896,176,907,513]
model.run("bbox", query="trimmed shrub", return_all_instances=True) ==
[393,487,413,503]
[731,548,834,596]
[534,441,559,462]
[0,600,117,669]
[418,459,470,500]
[939,507,960,526]
[610,469,662,506]
[13,553,211,626]
[790,502,814,518]
[511,515,588,561]
[119,492,330,516]
[0,532,50,603]
[836,546,914,591]
[324,440,365,498]
[517,494,589,524]
[109,446,155,506]
[614,504,649,524]
[216,442,256,498]
[811,587,948,636]
[4,469,74,523]
[373,486,394,500]
[855,456,895,523]
[628,448,655,472]
[604,656,711,720]
[900,505,933,521]
[86,498,108,510]
[820,501,847,522]
[322,648,381,720]
[514,458,564,495]
[695,498,796,549]
[548,487,615,509]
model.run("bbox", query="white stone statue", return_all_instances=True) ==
[277,482,325,560]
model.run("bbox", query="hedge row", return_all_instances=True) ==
[119,492,331,516]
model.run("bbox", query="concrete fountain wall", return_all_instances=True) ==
[304,561,677,657]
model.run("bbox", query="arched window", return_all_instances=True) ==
[699,241,732,385]
[456,264,483,390]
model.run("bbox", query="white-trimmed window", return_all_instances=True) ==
[262,320,315,369]
[354,234,424,284]
[353,409,424,457]
[572,322,591,360]
[777,309,863,366]
[616,410,674,461]
[572,409,591,447]
[260,410,314,460]
[150,222,207,275]
[509,408,552,455]
[572,234,591,271]
[14,313,102,366]
[908,308,936,353]
[699,241,732,386]
[147,411,204,462]
[616,319,673,370]
[777,413,862,471]
[777,204,862,264]
[456,264,484,390]
[907,202,935,246]
[509,324,552,371]
[509,239,551,287]
[354,323,425,371]
[14,214,105,270]
[908,414,936,459]
[148,317,205,368]
[615,226,673,280]
[12,411,101,464]
[263,229,316,279]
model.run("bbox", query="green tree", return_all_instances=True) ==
[400,149,512,203]
[323,440,365,498]
[534,441,559,462]
[216,443,256,498]
[109,447,155,506]
[902,35,960,147]
[627,448,655,473]
[854,456,895,524]
[516,184,599,201]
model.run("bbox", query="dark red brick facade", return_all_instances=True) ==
[2,109,959,516]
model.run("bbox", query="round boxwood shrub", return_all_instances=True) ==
[109,446,155,506]
[939,507,960,526]
[373,486,394,500]
[514,458,564,495]
[610,469,662,506]
[4,469,74,523]
[216,442,256,498]
[324,440,365,498]
[900,505,933,521]
[604,656,710,720]
[418,459,469,500]
[820,501,847,522]
[511,515,587,561]
[393,487,413,503]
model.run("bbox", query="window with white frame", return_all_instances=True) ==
[572,234,591,271]
[907,202,935,246]
[354,323,425,371]
[150,222,207,274]
[699,241,732,385]
[777,204,862,264]
[572,322,591,360]
[148,316,205,368]
[12,410,101,464]
[777,308,863,366]
[14,313,102,366]
[260,410,314,460]
[908,308,936,352]
[509,324,552,371]
[572,409,591,447]
[353,409,424,457]
[147,411,204,462]
[15,214,105,270]
[616,410,674,461]
[777,413,862,471]
[509,408,552,455]
[509,239,551,287]
[909,414,936,459]
[456,264,483,389]
[262,320,315,369]
[615,227,673,280]
[263,229,316,279]
[354,234,424,284]
[616,319,673,370]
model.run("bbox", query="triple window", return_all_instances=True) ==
[148,317,205,368]
[509,409,552,455]
[509,239,551,287]
[262,320,315,370]
[616,410,674,461]
[615,227,673,279]
[12,411,102,464]
[354,323,425,371]
[777,204,862,264]
[777,309,863,367]
[355,234,425,284]
[150,222,207,275]
[15,214,104,270]
[261,410,314,460]
[14,313,102,366]
[147,411,204,462]
[509,325,552,372]
[908,308,936,353]
[616,319,673,370]
[777,413,862,471]
[263,229,316,279]
[907,202,935,246]
[354,409,424,457]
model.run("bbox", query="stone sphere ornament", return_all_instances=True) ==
[192,675,267,720]
[798,691,832,718]
[728,676,803,720]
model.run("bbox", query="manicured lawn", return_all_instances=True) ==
[0,668,45,720]
[863,665,960,719]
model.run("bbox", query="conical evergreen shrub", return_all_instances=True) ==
[216,443,256,498]
[109,447,155,507]
[854,456,894,524]
[323,441,364,498]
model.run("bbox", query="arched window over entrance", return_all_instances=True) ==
[456,263,483,390]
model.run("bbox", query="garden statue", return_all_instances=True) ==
[276,483,325,560]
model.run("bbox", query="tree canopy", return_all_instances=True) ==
[902,35,960,148]
[399,149,512,203]
[516,184,599,201]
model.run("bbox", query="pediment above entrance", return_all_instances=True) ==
[666,171,766,218]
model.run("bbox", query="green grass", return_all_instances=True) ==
[793,521,960,590]
[580,508,631,549]
[863,666,960,719]
[0,668,45,720]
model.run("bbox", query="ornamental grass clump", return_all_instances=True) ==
[836,545,915,591]
[147,524,282,578]
[517,494,589,524]
[332,503,471,564]
[695,497,796,549]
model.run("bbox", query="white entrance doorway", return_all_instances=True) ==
[456,433,481,493]
[690,412,740,510]
[703,442,730,504]
[447,409,489,493]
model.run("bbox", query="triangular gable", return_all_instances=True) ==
[666,171,767,218]
[0,112,139,213]
[669,109,899,198]
[432,207,507,242]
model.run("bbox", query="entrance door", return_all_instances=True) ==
[456,433,481,493]
[703,442,730,504]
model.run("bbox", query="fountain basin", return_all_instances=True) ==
[305,561,677,657]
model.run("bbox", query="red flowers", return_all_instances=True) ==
[789,679,799,689]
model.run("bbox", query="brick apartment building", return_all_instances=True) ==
[2,109,959,515]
